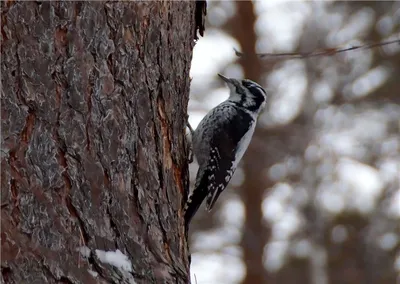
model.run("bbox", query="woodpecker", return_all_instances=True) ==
[185,74,268,226]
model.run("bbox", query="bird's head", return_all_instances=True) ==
[218,74,267,114]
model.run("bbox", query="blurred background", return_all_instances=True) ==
[187,1,400,284]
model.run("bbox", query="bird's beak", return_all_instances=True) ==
[217,74,232,84]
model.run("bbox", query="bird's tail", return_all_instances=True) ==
[184,169,208,226]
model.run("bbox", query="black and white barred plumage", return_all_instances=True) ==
[184,74,268,225]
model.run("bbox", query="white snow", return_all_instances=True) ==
[87,269,98,278]
[77,246,91,258]
[95,249,133,272]
[78,247,135,283]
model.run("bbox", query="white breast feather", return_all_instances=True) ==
[232,120,256,169]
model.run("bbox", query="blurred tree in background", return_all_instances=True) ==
[188,1,400,283]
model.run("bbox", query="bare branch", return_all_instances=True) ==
[234,39,400,60]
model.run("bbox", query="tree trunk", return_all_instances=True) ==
[1,1,202,283]
[228,2,270,283]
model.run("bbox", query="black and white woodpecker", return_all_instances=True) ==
[185,74,268,226]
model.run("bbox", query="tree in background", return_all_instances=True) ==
[1,1,205,283]
[188,1,399,283]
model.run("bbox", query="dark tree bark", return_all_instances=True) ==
[1,1,203,283]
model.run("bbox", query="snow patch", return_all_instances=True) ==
[95,249,133,273]
[77,246,91,258]
[88,269,98,278]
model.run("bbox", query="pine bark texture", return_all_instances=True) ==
[1,1,200,283]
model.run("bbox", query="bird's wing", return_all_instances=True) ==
[184,105,255,225]
[203,108,254,211]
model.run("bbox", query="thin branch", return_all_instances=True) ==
[234,39,400,60]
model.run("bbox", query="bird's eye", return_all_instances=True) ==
[242,81,250,88]
[235,85,246,95]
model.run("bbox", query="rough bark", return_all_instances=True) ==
[1,1,202,283]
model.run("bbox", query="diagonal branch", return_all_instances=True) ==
[235,38,400,60]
